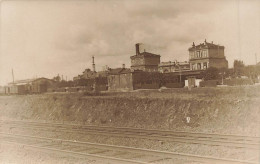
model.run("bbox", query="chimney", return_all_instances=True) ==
[192,42,195,47]
[135,43,140,55]
[212,41,213,44]
[122,64,125,68]
[92,56,96,72]
[204,39,207,43]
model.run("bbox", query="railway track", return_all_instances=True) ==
[0,132,258,164]
[1,120,259,150]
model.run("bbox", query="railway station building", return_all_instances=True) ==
[188,40,228,70]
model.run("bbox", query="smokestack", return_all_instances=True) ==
[135,43,140,55]
[122,64,125,68]
[92,56,96,72]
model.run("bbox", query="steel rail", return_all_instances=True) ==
[1,120,259,149]
[2,119,259,141]
[0,132,258,164]
[2,123,259,150]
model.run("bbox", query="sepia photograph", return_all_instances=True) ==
[0,0,260,163]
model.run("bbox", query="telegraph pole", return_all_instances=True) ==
[12,68,14,84]
[255,53,257,65]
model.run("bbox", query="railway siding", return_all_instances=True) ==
[0,132,258,164]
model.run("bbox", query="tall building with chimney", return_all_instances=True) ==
[188,40,228,70]
[130,43,161,72]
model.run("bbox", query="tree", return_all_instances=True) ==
[202,67,220,80]
[53,74,61,82]
[56,80,75,88]
[233,60,245,77]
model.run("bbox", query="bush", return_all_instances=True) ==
[223,78,253,86]
[202,67,220,80]
[83,91,108,96]
[200,80,219,87]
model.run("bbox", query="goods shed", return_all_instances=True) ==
[5,78,54,94]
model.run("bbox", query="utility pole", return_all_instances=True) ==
[221,72,225,85]
[255,53,257,65]
[12,68,14,84]
[180,67,182,83]
[177,63,182,83]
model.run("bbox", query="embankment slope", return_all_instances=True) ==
[0,86,259,135]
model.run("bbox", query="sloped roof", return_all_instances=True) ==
[8,77,53,85]
[108,68,131,75]
[189,41,224,51]
[97,71,108,77]
[8,78,36,85]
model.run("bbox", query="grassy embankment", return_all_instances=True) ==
[0,85,259,135]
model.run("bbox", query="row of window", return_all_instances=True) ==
[190,50,208,59]
[191,62,208,70]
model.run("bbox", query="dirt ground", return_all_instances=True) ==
[0,143,101,164]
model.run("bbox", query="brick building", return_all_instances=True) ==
[189,40,228,70]
[158,61,190,73]
[130,43,161,72]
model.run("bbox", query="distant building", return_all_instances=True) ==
[0,86,5,94]
[82,68,96,79]
[158,60,190,73]
[130,43,161,72]
[108,70,161,91]
[73,68,96,81]
[5,78,54,94]
[107,68,133,91]
[188,40,228,70]
[73,75,81,81]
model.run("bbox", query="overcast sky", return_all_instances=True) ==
[1,0,260,85]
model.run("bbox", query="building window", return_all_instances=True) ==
[203,62,207,69]
[192,64,196,70]
[203,50,208,57]
[196,51,200,58]
[197,63,201,70]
